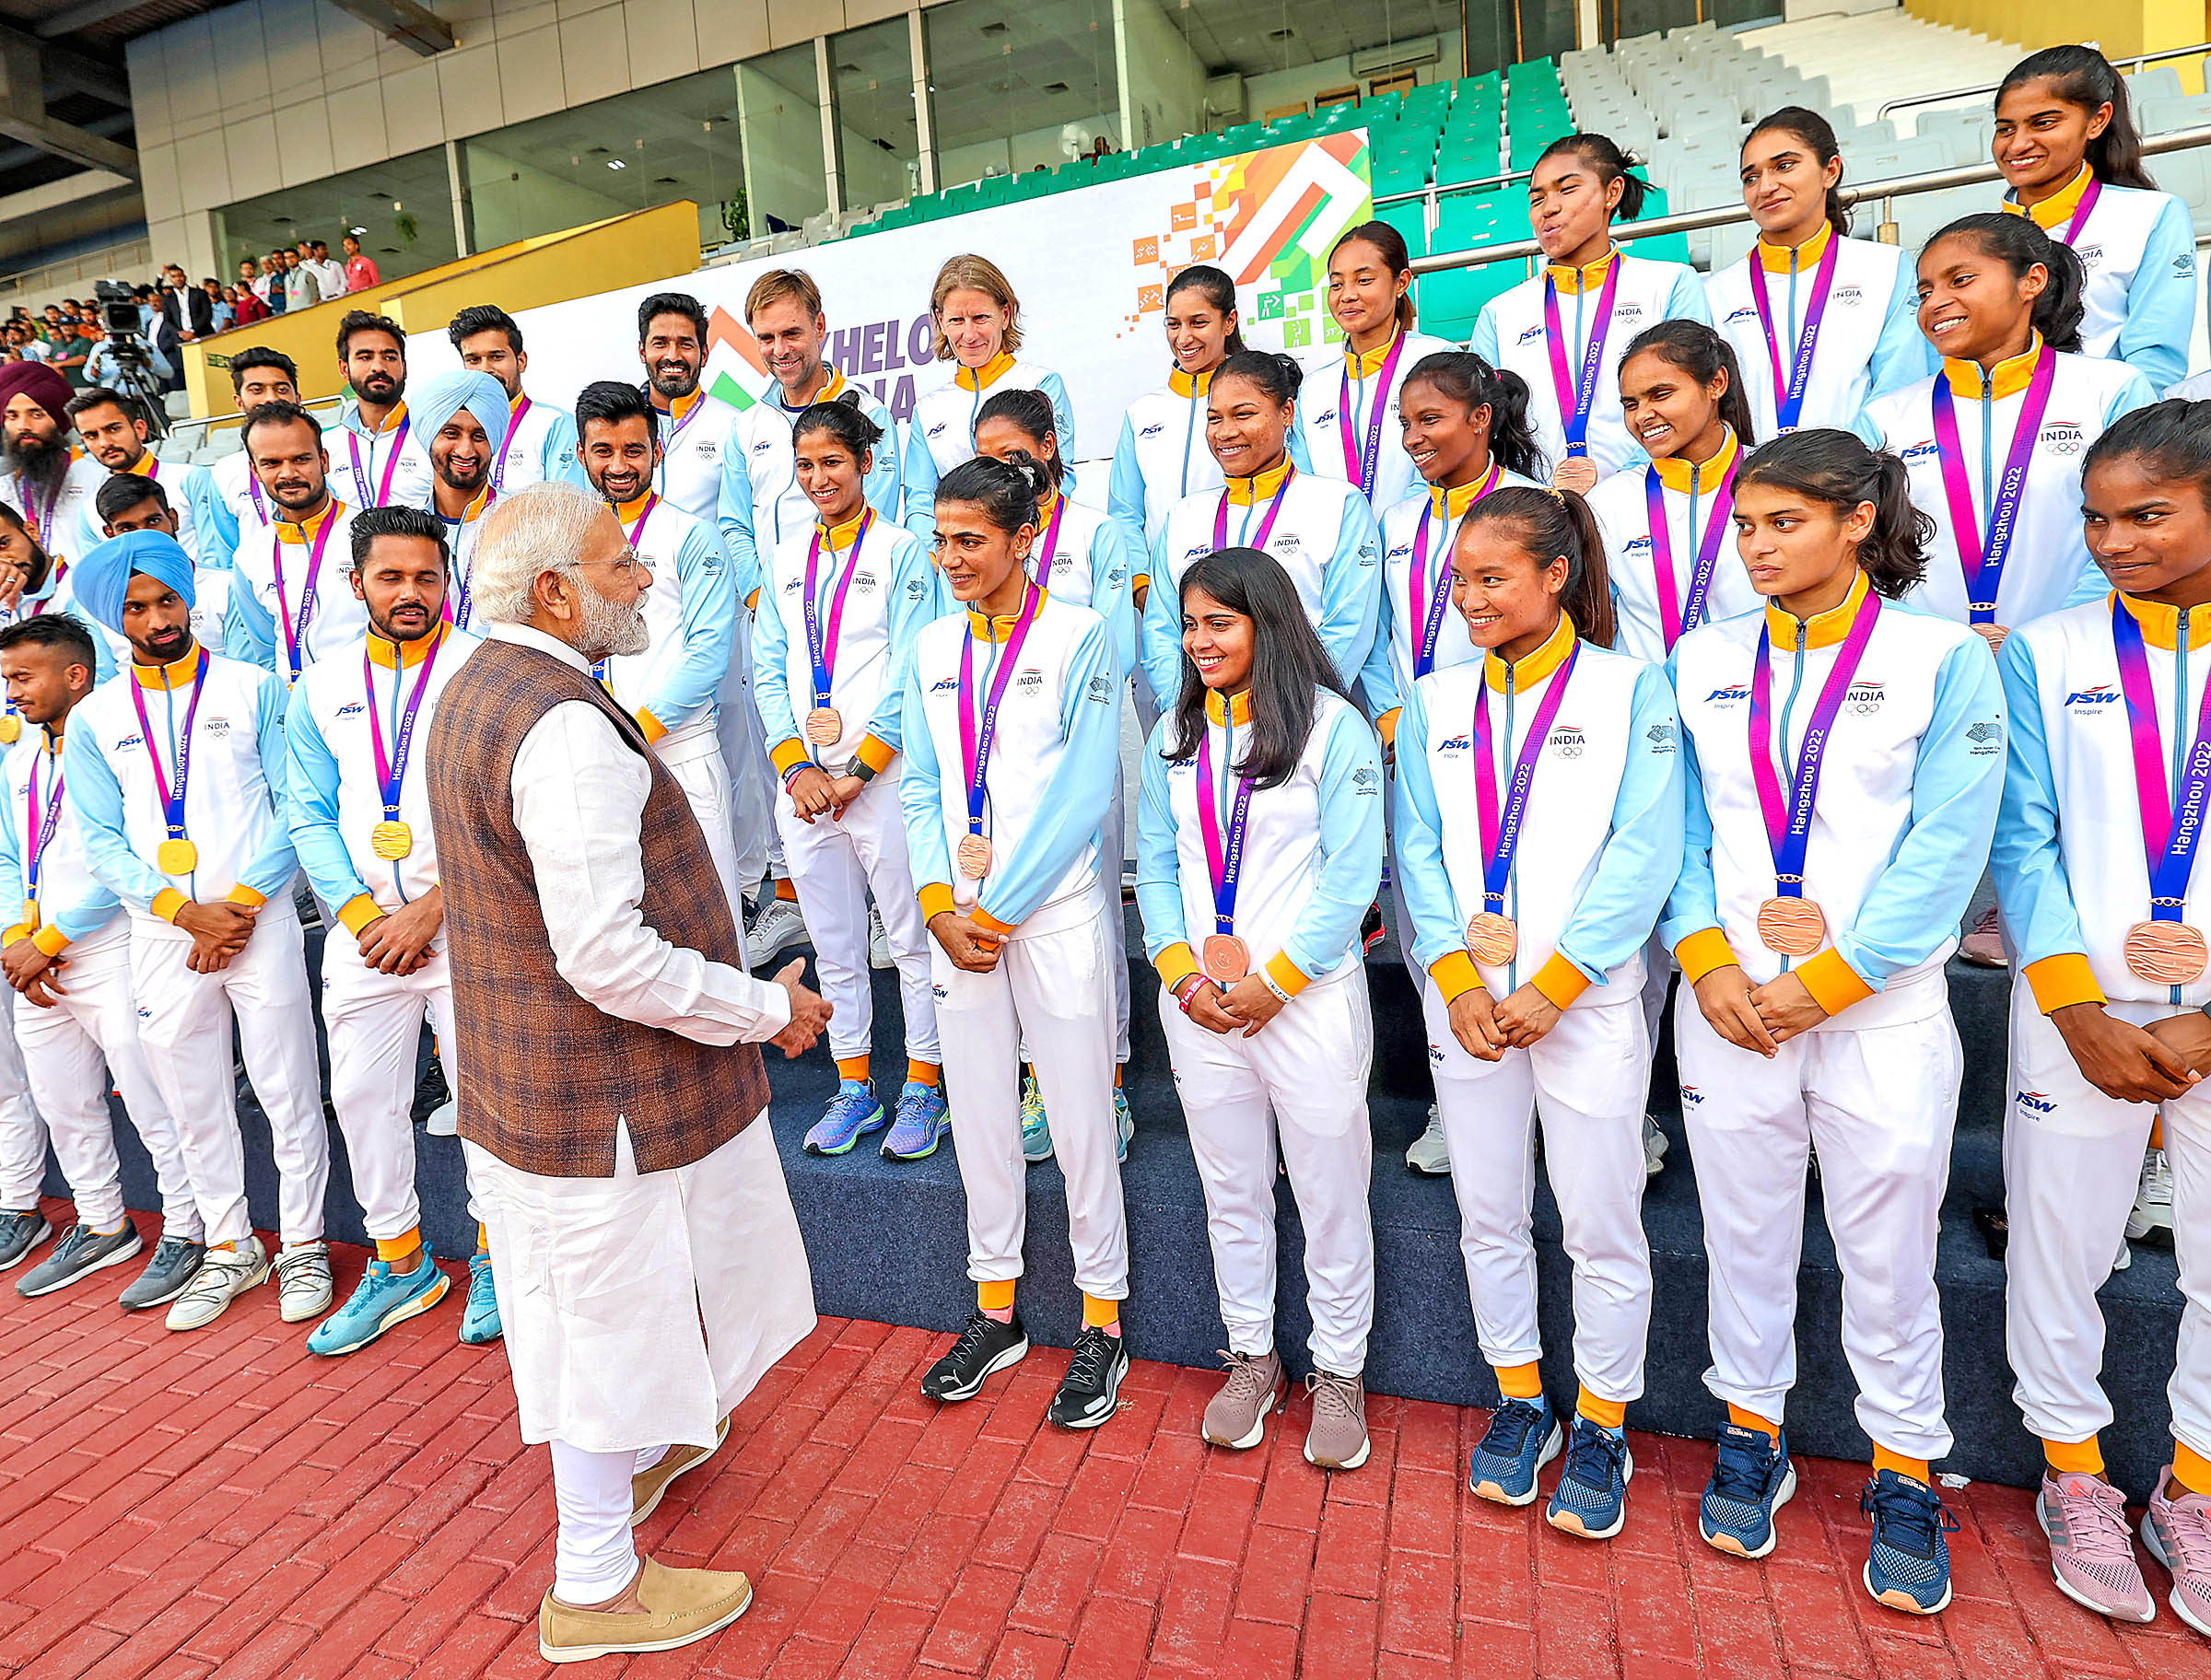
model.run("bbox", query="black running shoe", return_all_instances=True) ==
[1047,1324,1129,1429]
[920,1309,1028,1402]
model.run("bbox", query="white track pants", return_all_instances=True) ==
[774,767,937,1068]
[659,726,744,926]
[1164,965,1376,1375]
[1425,988,1653,1402]
[12,936,194,1238]
[1105,768,1131,1065]
[2005,991,2211,1457]
[1675,994,1959,1462]
[322,934,476,1241]
[132,911,327,1249]
[717,630,778,897]
[933,899,1127,1298]
[0,1003,41,1211]
[1385,771,1428,1012]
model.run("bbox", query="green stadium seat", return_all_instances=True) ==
[1375,199,1429,258]
[1415,260,1522,342]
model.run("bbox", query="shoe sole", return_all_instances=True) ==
[804,1107,887,1156]
[1305,1431,1372,1471]
[922,1336,1028,1403]
[632,1418,731,1527]
[540,1579,753,1663]
[1547,1445,1634,1540]
[1471,1420,1563,1507]
[2040,1495,2157,1623]
[1864,1560,1951,1616]
[18,1233,143,1298]
[2143,1513,2211,1636]
[281,1288,333,1324]
[0,1221,53,1271]
[1049,1346,1129,1430]
[883,1121,950,1161]
[308,1269,452,1357]
[460,1315,504,1345]
[1022,1141,1054,1163]
[1203,1382,1285,1450]
[168,1256,272,1331]
[1406,1158,1450,1176]
[1702,1462,1796,1559]
[2127,1211,2174,1241]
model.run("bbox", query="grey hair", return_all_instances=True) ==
[469,482,609,625]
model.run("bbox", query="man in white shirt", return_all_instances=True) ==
[329,309,432,512]
[308,241,347,302]
[448,305,578,494]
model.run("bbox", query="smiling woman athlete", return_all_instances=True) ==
[1109,265,1248,543]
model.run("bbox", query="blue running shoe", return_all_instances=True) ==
[1114,1086,1133,1164]
[306,1251,449,1356]
[883,1080,950,1160]
[1468,1394,1562,1507]
[804,1079,885,1155]
[1700,1423,1796,1558]
[1861,1468,1959,1615]
[1021,1074,1053,1162]
[1547,1418,1632,1539]
[460,1251,502,1344]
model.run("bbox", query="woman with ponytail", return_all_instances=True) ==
[1665,429,2003,1616]
[1468,133,1711,489]
[900,452,1130,1431]
[1392,484,1679,1538]
[1297,221,1462,511]
[1708,107,1931,440]
[1994,45,2193,390]
[1110,264,1250,542]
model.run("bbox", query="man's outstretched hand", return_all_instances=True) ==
[769,957,833,1057]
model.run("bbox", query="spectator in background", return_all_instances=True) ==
[232,281,269,327]
[158,263,211,342]
[18,322,49,365]
[50,317,92,390]
[308,240,345,299]
[39,305,61,343]
[342,234,379,295]
[281,249,320,313]
[204,279,231,332]
[266,252,290,315]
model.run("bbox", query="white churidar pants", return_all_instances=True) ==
[0,997,43,1211]
[550,1441,643,1604]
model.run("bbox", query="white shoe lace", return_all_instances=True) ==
[181,1247,252,1303]
[275,1246,327,1302]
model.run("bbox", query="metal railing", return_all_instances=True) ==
[0,237,152,303]
[154,394,345,451]
[1877,37,2211,122]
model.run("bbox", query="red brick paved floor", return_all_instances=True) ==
[6,1206,2211,1680]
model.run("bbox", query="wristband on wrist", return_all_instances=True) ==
[1172,974,1209,1013]
[1260,971,1293,1004]
[781,762,812,792]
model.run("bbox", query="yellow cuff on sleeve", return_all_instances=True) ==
[225,885,266,909]
[2024,951,2106,1014]
[151,888,187,924]
[855,734,896,775]
[745,588,761,612]
[1795,947,1874,1016]
[769,737,810,778]
[1530,952,1591,1009]
[1428,950,1483,1003]
[336,893,385,937]
[634,708,668,745]
[0,924,30,950]
[29,924,68,957]
[971,906,1016,937]
[1132,571,1151,595]
[1263,951,1311,998]
[1376,707,1401,749]
[917,881,956,925]
[1155,941,1199,987]
[1673,927,1737,985]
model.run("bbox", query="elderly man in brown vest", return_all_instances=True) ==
[426,481,831,1665]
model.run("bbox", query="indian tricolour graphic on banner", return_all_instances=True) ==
[415,133,1374,466]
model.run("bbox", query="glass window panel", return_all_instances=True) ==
[1162,0,1468,123]
[832,17,919,207]
[739,43,830,235]
[929,0,1121,184]
[214,146,456,288]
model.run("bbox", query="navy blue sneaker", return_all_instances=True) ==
[1861,1468,1959,1615]
[1700,1422,1796,1558]
[804,1079,886,1155]
[1547,1418,1632,1539]
[1468,1395,1562,1507]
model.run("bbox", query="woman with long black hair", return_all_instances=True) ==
[1109,264,1249,542]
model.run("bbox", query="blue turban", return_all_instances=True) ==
[72,530,193,636]
[410,370,511,461]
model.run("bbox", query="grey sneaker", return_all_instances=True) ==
[2129,1149,2174,1241]
[1201,1348,1285,1450]
[426,1099,459,1138]
[121,1233,206,1309]
[1405,1107,1449,1174]
[868,902,892,969]
[1643,1114,1669,1178]
[166,1235,270,1330]
[745,896,807,965]
[1304,1370,1371,1470]
[0,1208,51,1270]
[275,1242,333,1323]
[18,1219,141,1298]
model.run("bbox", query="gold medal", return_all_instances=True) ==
[0,715,21,744]
[156,837,197,875]
[1466,911,1518,966]
[2124,919,2208,985]
[805,706,844,747]
[1200,933,1250,984]
[956,834,992,878]
[1757,895,1826,957]
[370,820,414,861]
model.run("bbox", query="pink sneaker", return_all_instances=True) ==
[1959,904,2007,968]
[2144,1471,2211,1635]
[2037,1472,2153,1622]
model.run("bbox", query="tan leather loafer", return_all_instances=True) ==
[631,1414,731,1527]
[538,1557,752,1662]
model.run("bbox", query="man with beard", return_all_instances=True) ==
[64,531,330,1331]
[426,482,825,1663]
[64,387,220,567]
[0,363,103,573]
[286,505,499,1354]
[330,309,431,512]
[414,370,509,630]
[208,347,300,566]
[573,380,742,912]
[225,402,366,682]
[449,305,577,493]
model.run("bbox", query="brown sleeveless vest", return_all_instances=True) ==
[426,636,768,1177]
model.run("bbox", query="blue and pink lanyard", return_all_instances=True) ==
[1542,258,1621,460]
[1748,593,1881,906]
[1406,464,1501,680]
[128,649,209,860]
[363,633,441,839]
[591,495,659,685]
[1338,332,1408,496]
[1929,346,2055,625]
[490,396,530,492]
[1195,722,1255,944]
[273,508,339,684]
[22,741,63,901]
[1644,459,1737,653]
[957,581,1040,844]
[1471,641,1578,917]
[2112,597,2211,939]
[1213,466,1295,553]
[802,511,871,718]
[1747,233,1841,435]
[1027,495,1069,587]
[346,413,409,509]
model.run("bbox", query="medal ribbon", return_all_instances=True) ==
[956,581,1040,839]
[1338,331,1408,496]
[362,632,441,831]
[1748,592,1882,897]
[1746,234,1841,434]
[1541,258,1622,458]
[2111,598,2211,926]
[440,489,494,628]
[346,414,410,509]
[802,509,871,713]
[272,507,340,683]
[1194,720,1257,938]
[1028,494,1069,587]
[23,742,63,903]
[1410,465,1501,679]
[491,395,530,492]
[1471,641,1579,912]
[592,496,659,682]
[1929,345,2055,625]
[1644,459,1738,653]
[126,649,208,858]
[2058,176,2102,246]
[1212,464,1295,552]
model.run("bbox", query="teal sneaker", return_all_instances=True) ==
[883,1080,950,1160]
[1021,1074,1053,1162]
[460,1251,502,1344]
[1114,1086,1134,1163]
[306,1251,449,1356]
[804,1079,886,1155]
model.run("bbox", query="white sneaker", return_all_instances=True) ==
[1643,1114,1669,1179]
[868,902,892,969]
[166,1235,270,1331]
[426,1099,459,1138]
[1405,1107,1449,1175]
[745,895,807,965]
[2128,1149,2174,1241]
[275,1241,333,1323]
[2113,1239,2134,1273]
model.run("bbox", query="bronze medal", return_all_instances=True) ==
[1200,934,1250,984]
[805,706,843,747]
[956,834,992,878]
[156,837,197,875]
[1757,895,1826,957]
[1465,911,1518,966]
[370,820,414,861]
[2124,919,2209,985]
